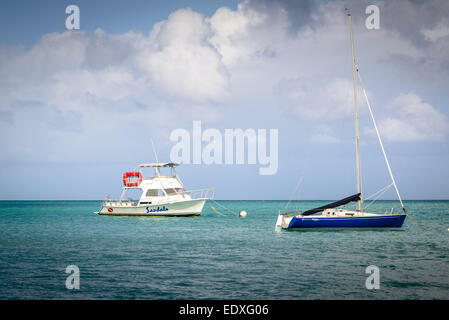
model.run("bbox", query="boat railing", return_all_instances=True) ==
[102,196,139,207]
[278,206,405,216]
[102,188,215,206]
[278,208,303,216]
[180,188,215,200]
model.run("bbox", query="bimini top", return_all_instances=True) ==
[138,162,179,168]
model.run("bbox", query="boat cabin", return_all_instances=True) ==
[107,162,192,206]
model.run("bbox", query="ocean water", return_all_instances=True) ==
[0,200,448,300]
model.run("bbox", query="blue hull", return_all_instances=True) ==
[287,214,407,229]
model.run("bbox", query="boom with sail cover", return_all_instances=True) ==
[302,193,361,216]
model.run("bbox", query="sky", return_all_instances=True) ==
[1,0,449,200]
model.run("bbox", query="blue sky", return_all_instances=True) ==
[1,0,449,200]
[0,0,239,46]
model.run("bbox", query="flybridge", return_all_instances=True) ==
[139,162,179,168]
[137,162,180,182]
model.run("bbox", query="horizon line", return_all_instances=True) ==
[0,199,448,201]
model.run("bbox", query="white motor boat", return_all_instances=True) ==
[96,162,214,217]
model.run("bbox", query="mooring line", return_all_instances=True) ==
[208,199,235,216]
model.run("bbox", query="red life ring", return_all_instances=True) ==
[108,208,113,213]
[123,172,142,187]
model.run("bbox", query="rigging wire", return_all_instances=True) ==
[363,183,393,211]
[364,183,393,201]
[285,174,304,210]
[356,67,406,212]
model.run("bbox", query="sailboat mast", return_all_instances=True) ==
[347,10,363,211]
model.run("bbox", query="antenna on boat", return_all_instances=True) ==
[151,138,159,163]
[346,8,363,211]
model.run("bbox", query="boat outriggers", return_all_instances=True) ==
[275,9,407,231]
[96,162,214,217]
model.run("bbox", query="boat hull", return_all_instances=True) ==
[97,199,207,217]
[277,214,407,230]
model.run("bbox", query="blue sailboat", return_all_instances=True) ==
[276,192,407,230]
[276,10,407,231]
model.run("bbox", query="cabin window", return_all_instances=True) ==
[145,189,158,197]
[164,188,178,195]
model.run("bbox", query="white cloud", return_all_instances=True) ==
[377,93,449,141]
[208,0,288,67]
[0,8,231,115]
[0,9,231,164]
[140,8,229,102]
[277,77,361,120]
[1,0,449,168]
[422,20,449,42]
[312,134,342,144]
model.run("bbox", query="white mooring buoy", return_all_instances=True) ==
[238,210,247,217]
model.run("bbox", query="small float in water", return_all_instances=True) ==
[96,162,214,217]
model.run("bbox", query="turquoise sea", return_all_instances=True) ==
[0,200,448,300]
